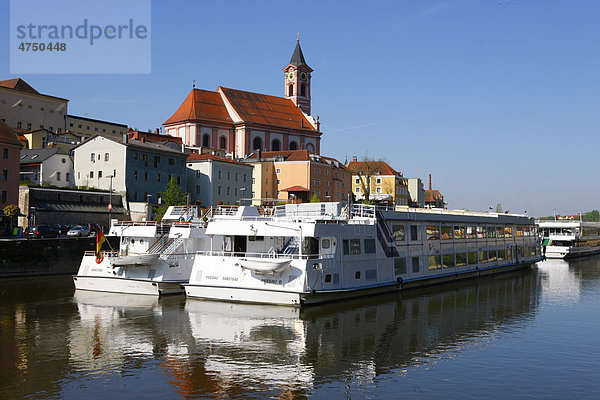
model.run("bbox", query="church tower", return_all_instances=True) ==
[283,38,313,115]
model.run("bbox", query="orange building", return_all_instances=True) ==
[244,150,351,204]
[347,159,410,206]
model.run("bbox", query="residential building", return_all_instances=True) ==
[163,39,321,158]
[407,178,425,207]
[0,121,22,208]
[424,174,445,208]
[67,115,128,142]
[186,153,253,207]
[126,128,183,146]
[20,147,74,187]
[0,78,68,133]
[244,150,351,204]
[72,135,188,205]
[347,159,410,206]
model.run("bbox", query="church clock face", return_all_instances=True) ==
[300,72,308,81]
[287,71,295,81]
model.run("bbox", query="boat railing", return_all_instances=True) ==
[351,203,389,218]
[84,251,119,256]
[112,220,160,227]
[213,205,239,216]
[195,250,334,260]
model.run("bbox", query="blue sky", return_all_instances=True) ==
[1,0,599,217]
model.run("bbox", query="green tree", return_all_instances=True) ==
[583,210,600,222]
[309,193,320,203]
[154,177,187,221]
[3,205,20,229]
[348,157,383,203]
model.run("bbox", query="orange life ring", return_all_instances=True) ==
[95,253,104,264]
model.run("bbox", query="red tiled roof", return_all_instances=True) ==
[0,78,39,94]
[246,150,348,170]
[127,129,183,145]
[347,161,400,176]
[280,185,309,192]
[164,89,233,126]
[0,121,22,147]
[187,152,249,166]
[219,87,318,133]
[424,190,443,202]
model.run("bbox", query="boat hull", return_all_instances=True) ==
[185,262,535,306]
[544,245,600,259]
[73,276,184,295]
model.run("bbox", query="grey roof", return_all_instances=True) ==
[20,147,67,164]
[289,40,308,67]
[72,134,186,157]
[35,202,127,214]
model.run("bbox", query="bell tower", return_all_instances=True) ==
[283,38,313,115]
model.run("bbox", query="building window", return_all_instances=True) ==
[227,172,230,180]
[1,191,7,203]
[271,139,281,151]
[196,185,200,193]
[105,153,109,161]
[157,173,161,182]
[289,141,298,150]
[2,148,8,159]
[90,153,95,162]
[350,239,361,254]
[154,155,160,168]
[253,137,262,151]
[1,169,7,180]
[177,176,181,185]
[288,84,294,96]
[144,171,148,181]
[218,186,221,195]
[98,171,102,178]
[26,122,32,130]
[244,174,247,182]
[276,179,280,184]
[235,173,238,181]
[134,170,138,179]
[203,134,210,147]
[78,124,82,129]
[94,127,98,132]
[364,239,376,253]
[168,158,174,165]
[376,187,381,193]
[376,178,382,184]
[56,172,61,181]
[218,171,222,179]
[227,187,230,195]
[276,168,280,174]
[220,136,227,149]
[113,169,116,177]
[17,121,22,129]
[355,178,360,184]
[89,171,94,178]
[300,83,306,97]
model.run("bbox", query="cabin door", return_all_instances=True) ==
[233,236,247,256]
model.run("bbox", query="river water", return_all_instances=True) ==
[1,258,599,399]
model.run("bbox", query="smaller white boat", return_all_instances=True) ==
[237,258,291,273]
[537,220,600,259]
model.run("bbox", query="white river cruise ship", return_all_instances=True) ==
[184,202,542,305]
[537,220,600,259]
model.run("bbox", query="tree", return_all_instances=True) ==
[496,203,503,213]
[583,210,600,222]
[349,157,383,202]
[309,193,320,203]
[3,205,20,228]
[154,177,187,221]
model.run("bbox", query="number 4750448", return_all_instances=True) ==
[18,42,66,51]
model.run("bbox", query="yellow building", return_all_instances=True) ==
[347,159,409,206]
[245,150,351,205]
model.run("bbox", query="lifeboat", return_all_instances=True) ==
[111,254,160,266]
[237,258,291,273]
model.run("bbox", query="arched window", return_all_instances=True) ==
[289,141,298,150]
[271,139,281,151]
[288,84,294,97]
[202,134,210,147]
[306,143,315,153]
[253,137,262,151]
[219,136,227,150]
[300,84,306,97]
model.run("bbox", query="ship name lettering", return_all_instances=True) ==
[222,276,238,281]
[206,275,219,280]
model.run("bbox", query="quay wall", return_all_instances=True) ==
[0,236,119,278]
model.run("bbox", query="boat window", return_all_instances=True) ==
[489,249,498,262]
[392,225,405,242]
[505,226,513,237]
[441,225,453,240]
[468,251,478,265]
[487,226,496,238]
[454,225,465,239]
[410,225,418,241]
[364,239,376,254]
[497,226,504,238]
[426,225,440,240]
[224,236,233,252]
[148,269,156,279]
[477,226,487,239]
[478,250,488,264]
[343,240,349,255]
[302,237,319,257]
[456,252,467,267]
[325,274,332,283]
[517,226,524,237]
[350,239,361,255]
[321,239,331,249]
[466,226,476,239]
[506,247,513,260]
[428,255,441,270]
[498,249,506,261]
[412,256,420,273]
[394,258,407,275]
[249,236,264,241]
[130,239,135,244]
[355,271,361,279]
[442,254,455,268]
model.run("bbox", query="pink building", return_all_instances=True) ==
[163,40,321,158]
[0,121,22,207]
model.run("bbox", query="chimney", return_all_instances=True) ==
[352,156,357,162]
[429,174,432,190]
[155,128,159,134]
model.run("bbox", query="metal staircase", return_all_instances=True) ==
[281,236,300,255]
[159,237,185,260]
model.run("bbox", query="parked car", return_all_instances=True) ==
[67,226,91,237]
[55,224,70,235]
[27,225,58,239]
[88,224,105,235]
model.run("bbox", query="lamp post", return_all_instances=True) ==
[106,175,114,229]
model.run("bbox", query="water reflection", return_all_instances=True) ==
[2,259,600,399]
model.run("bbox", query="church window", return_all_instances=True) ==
[219,136,227,149]
[253,137,262,151]
[271,139,281,151]
[288,84,294,97]
[289,141,298,150]
[306,143,315,153]
[300,84,306,97]
[203,134,210,147]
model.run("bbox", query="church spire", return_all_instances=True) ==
[283,38,313,115]
[289,38,308,67]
